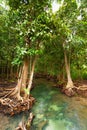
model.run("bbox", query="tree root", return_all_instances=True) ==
[62,85,87,97]
[0,96,35,115]
[62,87,75,97]
[16,112,34,130]
[0,86,18,99]
[75,86,87,91]
[74,86,87,97]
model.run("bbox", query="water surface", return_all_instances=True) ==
[31,79,87,130]
[0,79,87,130]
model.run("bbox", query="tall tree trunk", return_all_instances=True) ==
[62,41,75,96]
[27,56,37,97]
[64,49,74,89]
[16,66,23,100]
[64,49,75,96]
[21,57,29,92]
[16,56,29,99]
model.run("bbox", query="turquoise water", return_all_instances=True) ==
[31,79,87,130]
[0,79,87,130]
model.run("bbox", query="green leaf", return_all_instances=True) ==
[24,88,30,95]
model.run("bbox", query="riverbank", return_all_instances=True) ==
[0,80,35,115]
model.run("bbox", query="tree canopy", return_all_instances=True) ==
[0,0,87,94]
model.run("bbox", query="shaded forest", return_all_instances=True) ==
[0,0,87,129]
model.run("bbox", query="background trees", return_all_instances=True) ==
[0,0,17,79]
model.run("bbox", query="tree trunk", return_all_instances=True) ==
[21,57,29,92]
[27,56,37,97]
[64,49,74,89]
[63,48,75,96]
[16,57,29,100]
[15,66,23,100]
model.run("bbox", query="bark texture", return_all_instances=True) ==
[63,44,75,96]
[16,57,29,99]
[27,56,37,97]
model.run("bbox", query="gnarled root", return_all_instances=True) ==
[63,87,75,97]
[62,81,75,97]
[0,96,35,115]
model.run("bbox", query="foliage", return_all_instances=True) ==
[0,0,87,79]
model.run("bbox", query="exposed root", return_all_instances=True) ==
[74,86,87,91]
[62,87,75,97]
[0,82,35,115]
[0,86,18,99]
[0,96,35,115]
[74,86,87,97]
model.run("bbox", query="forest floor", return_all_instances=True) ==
[0,78,87,96]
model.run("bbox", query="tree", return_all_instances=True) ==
[0,0,87,100]
[8,0,52,99]
[0,0,18,79]
[45,0,87,95]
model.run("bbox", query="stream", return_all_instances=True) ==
[0,79,87,130]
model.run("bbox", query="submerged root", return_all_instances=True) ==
[16,112,34,130]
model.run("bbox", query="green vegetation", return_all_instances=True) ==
[0,0,87,98]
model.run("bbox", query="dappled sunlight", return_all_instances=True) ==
[52,0,64,13]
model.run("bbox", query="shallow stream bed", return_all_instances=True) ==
[0,79,87,130]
